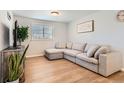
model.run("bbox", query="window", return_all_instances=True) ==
[31,24,53,40]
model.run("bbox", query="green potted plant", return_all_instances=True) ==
[7,44,29,83]
[17,26,29,45]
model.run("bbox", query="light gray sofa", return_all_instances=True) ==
[44,42,122,77]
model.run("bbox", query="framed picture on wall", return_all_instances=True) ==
[77,20,94,33]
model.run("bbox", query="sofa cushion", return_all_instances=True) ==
[94,46,110,59]
[76,53,98,64]
[87,45,100,57]
[64,49,82,57]
[55,42,66,49]
[66,42,73,49]
[45,49,65,54]
[72,43,86,51]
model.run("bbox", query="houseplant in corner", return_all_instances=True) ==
[17,26,29,45]
[7,44,29,83]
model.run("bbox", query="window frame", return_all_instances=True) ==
[31,23,53,41]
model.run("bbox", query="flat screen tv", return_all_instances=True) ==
[13,20,18,48]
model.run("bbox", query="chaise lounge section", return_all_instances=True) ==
[44,42,122,77]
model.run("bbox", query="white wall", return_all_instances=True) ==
[68,10,124,67]
[14,16,68,57]
[0,10,13,51]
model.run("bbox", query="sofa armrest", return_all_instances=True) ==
[98,52,122,77]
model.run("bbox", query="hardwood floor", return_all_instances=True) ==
[25,56,124,83]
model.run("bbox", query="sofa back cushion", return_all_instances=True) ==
[86,45,100,57]
[94,46,110,59]
[66,42,73,49]
[55,42,66,49]
[72,43,86,51]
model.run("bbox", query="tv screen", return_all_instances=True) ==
[13,20,18,48]
[0,23,9,51]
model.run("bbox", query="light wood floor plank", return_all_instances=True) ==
[25,56,124,83]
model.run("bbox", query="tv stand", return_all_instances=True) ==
[0,45,25,83]
[7,45,22,49]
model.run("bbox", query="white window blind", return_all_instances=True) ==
[32,24,53,40]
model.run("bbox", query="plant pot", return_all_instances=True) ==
[7,78,19,83]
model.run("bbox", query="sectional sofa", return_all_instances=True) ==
[44,42,122,77]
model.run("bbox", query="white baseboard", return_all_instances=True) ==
[121,68,124,72]
[26,54,44,58]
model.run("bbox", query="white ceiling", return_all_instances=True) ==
[12,10,99,23]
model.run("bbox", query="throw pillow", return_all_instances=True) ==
[66,42,73,49]
[84,44,92,53]
[72,43,86,51]
[94,46,110,59]
[55,42,66,49]
[87,45,100,57]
